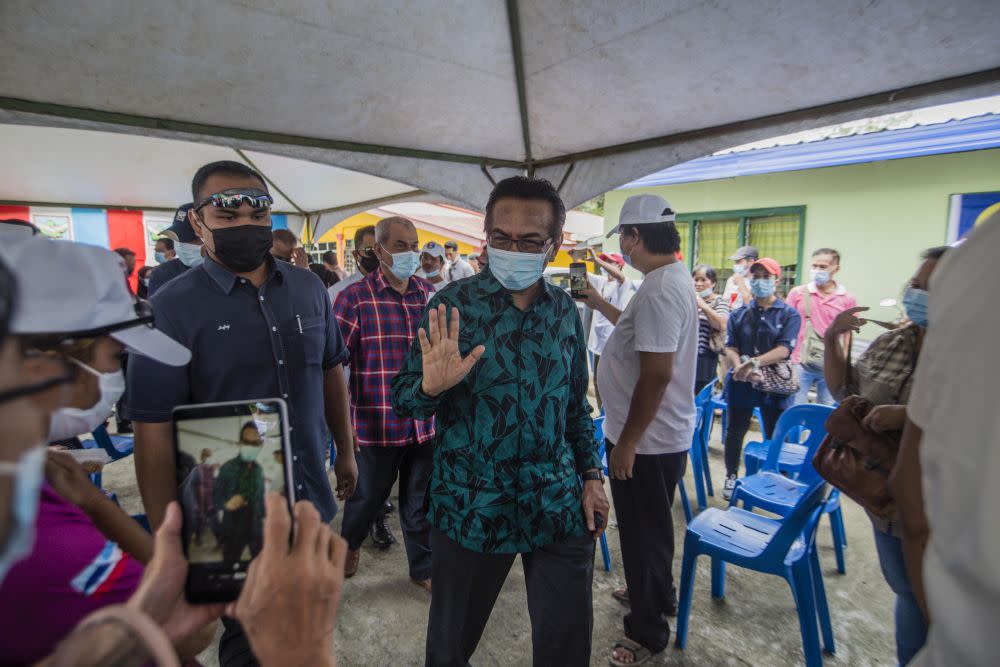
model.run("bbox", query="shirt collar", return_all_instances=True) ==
[477,270,557,305]
[807,281,847,296]
[372,268,424,297]
[204,257,283,294]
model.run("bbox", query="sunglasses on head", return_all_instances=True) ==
[195,189,274,212]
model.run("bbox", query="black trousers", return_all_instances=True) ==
[425,527,595,667]
[219,618,258,667]
[341,444,434,580]
[724,405,784,476]
[695,353,719,395]
[607,441,687,653]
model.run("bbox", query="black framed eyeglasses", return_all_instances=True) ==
[194,188,274,212]
[487,233,551,254]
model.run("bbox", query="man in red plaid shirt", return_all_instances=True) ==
[334,216,437,590]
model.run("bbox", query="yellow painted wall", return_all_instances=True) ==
[317,210,576,267]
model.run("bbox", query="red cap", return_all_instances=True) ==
[599,252,626,267]
[750,257,782,278]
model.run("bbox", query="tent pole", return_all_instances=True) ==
[234,148,308,217]
[505,0,534,175]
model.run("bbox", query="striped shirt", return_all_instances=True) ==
[697,294,730,356]
[334,270,436,447]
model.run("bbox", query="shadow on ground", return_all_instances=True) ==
[103,428,895,667]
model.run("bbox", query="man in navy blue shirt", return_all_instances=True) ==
[127,160,357,666]
[148,203,202,297]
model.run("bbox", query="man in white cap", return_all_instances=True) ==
[580,194,698,665]
[418,240,449,291]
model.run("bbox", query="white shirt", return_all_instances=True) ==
[446,257,475,282]
[587,273,634,356]
[723,273,747,310]
[597,261,698,455]
[328,270,363,304]
[907,214,1000,667]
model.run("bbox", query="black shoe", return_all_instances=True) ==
[382,499,395,515]
[369,516,396,549]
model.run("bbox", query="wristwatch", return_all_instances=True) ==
[582,469,605,483]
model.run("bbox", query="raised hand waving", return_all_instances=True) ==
[418,304,485,397]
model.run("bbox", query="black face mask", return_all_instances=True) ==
[207,224,274,273]
[358,252,380,274]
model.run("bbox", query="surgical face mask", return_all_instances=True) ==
[902,286,929,328]
[47,360,126,442]
[154,251,168,264]
[733,263,749,277]
[176,242,205,268]
[425,269,440,278]
[811,269,831,286]
[698,287,714,299]
[749,277,777,298]
[0,445,47,584]
[487,246,548,291]
[384,250,420,281]
[204,221,273,273]
[239,446,261,462]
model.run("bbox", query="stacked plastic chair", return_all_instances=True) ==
[675,479,835,667]
[735,404,847,574]
[688,382,716,510]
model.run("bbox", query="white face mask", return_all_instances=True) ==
[0,445,47,584]
[47,360,126,442]
[176,242,204,268]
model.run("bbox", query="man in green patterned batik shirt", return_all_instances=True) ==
[393,176,610,667]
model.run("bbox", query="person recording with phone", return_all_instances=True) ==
[213,422,266,565]
[127,160,358,666]
[578,195,698,666]
[580,248,633,413]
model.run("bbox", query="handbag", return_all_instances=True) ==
[812,395,901,519]
[747,310,800,396]
[800,290,826,372]
[707,296,727,355]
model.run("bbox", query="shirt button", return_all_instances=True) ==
[282,393,288,398]
[297,484,303,490]
[278,360,284,365]
[272,326,277,332]
[259,296,264,301]
[240,279,247,284]
[293,455,298,461]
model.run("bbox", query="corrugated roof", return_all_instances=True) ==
[621,113,1000,189]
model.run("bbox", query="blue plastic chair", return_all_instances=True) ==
[730,404,846,574]
[84,425,135,488]
[676,481,834,666]
[687,382,716,510]
[709,384,770,445]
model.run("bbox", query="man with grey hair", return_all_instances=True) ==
[333,216,437,589]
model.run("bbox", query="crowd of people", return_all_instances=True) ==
[0,162,995,667]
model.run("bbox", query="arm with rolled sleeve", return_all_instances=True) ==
[322,291,354,468]
[127,304,190,530]
[565,305,601,473]
[391,297,444,420]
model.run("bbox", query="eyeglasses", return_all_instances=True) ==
[357,246,376,257]
[488,233,551,254]
[195,189,274,212]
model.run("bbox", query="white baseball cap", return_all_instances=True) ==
[421,241,446,260]
[606,194,676,238]
[0,236,191,366]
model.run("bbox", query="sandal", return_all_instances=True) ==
[609,638,652,666]
[612,587,630,605]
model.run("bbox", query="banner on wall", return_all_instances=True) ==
[31,209,73,240]
[948,192,1000,243]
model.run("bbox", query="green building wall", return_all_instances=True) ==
[603,147,1000,340]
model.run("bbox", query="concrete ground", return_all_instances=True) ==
[103,425,896,667]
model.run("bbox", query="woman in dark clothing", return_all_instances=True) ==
[721,257,801,499]
[692,264,729,393]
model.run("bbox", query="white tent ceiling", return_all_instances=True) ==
[1,0,998,238]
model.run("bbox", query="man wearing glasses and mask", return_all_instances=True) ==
[127,160,358,666]
[393,176,609,666]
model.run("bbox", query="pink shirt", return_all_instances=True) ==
[785,282,857,364]
[0,483,143,665]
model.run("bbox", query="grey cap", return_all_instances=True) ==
[729,246,759,261]
[606,194,675,238]
[0,236,191,366]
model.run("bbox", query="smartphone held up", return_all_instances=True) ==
[172,398,295,603]
[569,262,588,299]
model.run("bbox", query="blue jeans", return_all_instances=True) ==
[794,364,834,405]
[872,529,928,666]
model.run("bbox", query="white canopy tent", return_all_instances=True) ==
[1,0,998,240]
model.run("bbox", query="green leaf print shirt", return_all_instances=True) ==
[392,271,601,554]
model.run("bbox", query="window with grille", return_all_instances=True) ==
[677,207,805,292]
[306,241,338,268]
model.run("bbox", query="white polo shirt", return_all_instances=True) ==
[597,260,698,455]
[587,273,634,356]
[907,213,1000,667]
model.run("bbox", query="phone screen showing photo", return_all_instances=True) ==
[173,399,293,603]
[570,262,588,297]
